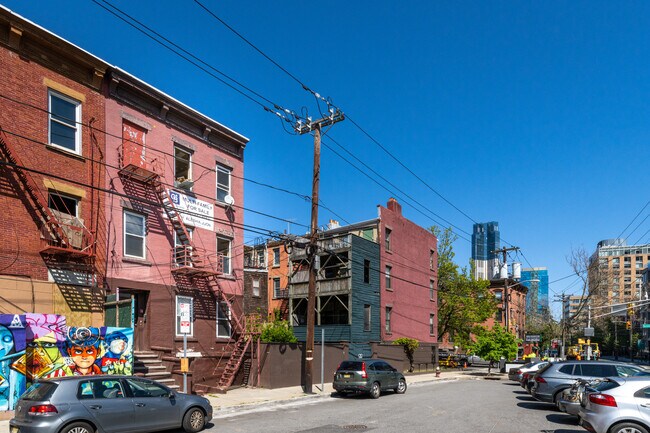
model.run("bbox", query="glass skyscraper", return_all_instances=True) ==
[471,222,500,280]
[522,267,549,315]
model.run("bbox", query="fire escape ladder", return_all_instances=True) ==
[0,129,93,255]
[152,180,196,265]
[215,333,251,391]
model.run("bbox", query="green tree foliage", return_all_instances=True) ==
[432,226,497,348]
[393,338,420,372]
[471,325,518,374]
[260,318,298,343]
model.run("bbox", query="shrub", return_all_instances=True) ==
[260,320,298,343]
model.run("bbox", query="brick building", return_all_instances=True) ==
[0,6,108,326]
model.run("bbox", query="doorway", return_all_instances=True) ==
[104,290,149,351]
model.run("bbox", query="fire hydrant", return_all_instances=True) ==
[435,366,441,377]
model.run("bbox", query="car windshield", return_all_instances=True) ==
[591,380,620,392]
[339,361,364,371]
[21,382,57,401]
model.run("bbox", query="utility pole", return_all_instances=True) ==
[492,246,519,333]
[295,109,344,394]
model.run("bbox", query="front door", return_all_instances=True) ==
[106,290,149,351]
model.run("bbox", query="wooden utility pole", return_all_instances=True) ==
[295,109,344,393]
[492,246,519,333]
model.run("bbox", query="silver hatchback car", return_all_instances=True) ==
[9,375,212,433]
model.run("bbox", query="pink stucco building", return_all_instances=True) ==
[379,198,438,344]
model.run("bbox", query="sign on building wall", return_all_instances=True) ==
[0,314,133,411]
[168,190,214,231]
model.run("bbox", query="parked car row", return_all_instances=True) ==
[511,359,650,433]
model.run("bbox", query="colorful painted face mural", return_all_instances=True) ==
[0,314,133,410]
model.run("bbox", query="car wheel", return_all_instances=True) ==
[61,422,94,433]
[609,422,650,433]
[182,407,206,433]
[553,391,564,410]
[395,379,407,394]
[369,382,381,399]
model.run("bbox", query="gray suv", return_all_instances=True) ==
[333,359,406,398]
[531,361,643,408]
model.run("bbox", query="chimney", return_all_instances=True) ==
[387,198,402,215]
[328,219,340,230]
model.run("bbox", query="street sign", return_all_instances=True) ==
[584,327,594,337]
[642,324,650,329]
[525,334,541,342]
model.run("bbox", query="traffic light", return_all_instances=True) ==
[626,321,632,330]
[628,303,634,316]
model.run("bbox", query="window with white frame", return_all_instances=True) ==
[217,236,232,274]
[216,301,231,338]
[174,146,192,189]
[48,90,81,154]
[216,164,231,203]
[124,211,146,259]
[252,279,260,297]
[175,295,193,337]
[429,280,435,300]
[385,228,392,251]
[385,306,392,333]
[273,248,280,266]
[429,313,435,335]
[385,265,392,290]
[273,277,281,298]
[174,228,193,266]
[48,191,79,217]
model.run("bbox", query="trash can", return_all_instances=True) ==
[499,357,506,373]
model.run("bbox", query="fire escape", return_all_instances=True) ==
[117,139,250,392]
[0,129,95,258]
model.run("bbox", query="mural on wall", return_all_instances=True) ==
[0,314,133,411]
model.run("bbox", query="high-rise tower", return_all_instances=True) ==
[472,222,500,280]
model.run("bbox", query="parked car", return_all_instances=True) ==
[531,360,644,408]
[333,359,406,399]
[579,376,650,433]
[9,375,212,433]
[558,377,602,417]
[508,361,549,382]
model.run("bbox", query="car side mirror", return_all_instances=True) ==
[167,392,175,399]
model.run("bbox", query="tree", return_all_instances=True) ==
[432,226,497,348]
[471,324,518,374]
[260,317,298,343]
[393,338,419,372]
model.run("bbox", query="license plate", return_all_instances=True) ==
[11,426,19,433]
[343,373,352,378]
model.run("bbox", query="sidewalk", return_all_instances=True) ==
[0,369,477,428]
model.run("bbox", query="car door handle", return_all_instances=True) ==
[641,404,650,408]
[89,405,102,410]
[135,403,146,407]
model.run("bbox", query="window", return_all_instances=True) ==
[385,265,392,290]
[216,301,231,338]
[364,260,370,284]
[175,295,193,337]
[273,277,281,298]
[494,291,503,301]
[48,192,78,217]
[558,365,574,375]
[48,90,81,154]
[430,250,435,270]
[252,279,260,297]
[430,280,435,300]
[173,228,193,266]
[364,304,371,331]
[385,228,391,251]
[429,314,435,335]
[78,379,125,400]
[174,146,192,189]
[124,211,146,259]
[216,164,231,202]
[385,307,392,333]
[495,309,503,322]
[217,236,231,274]
[125,378,169,398]
[273,248,280,266]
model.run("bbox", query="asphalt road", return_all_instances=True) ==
[206,378,587,433]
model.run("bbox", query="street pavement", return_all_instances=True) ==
[0,368,469,429]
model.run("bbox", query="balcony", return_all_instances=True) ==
[171,246,223,276]
[118,141,163,182]
[40,214,95,257]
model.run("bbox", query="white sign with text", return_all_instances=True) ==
[168,190,214,231]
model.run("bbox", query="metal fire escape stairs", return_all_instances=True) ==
[0,128,95,257]
[118,141,249,392]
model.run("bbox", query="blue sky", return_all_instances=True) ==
[4,1,650,319]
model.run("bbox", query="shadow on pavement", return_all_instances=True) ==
[516,395,536,402]
[512,390,528,394]
[546,413,579,425]
[517,402,556,411]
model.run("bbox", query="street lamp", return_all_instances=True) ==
[505,278,540,335]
